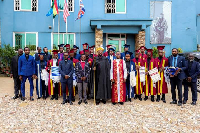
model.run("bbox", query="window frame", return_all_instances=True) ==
[13,32,38,52]
[14,0,38,12]
[50,0,74,12]
[51,33,76,50]
[105,0,126,14]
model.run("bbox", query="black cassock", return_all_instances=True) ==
[91,56,111,100]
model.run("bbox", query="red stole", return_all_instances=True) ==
[112,59,126,103]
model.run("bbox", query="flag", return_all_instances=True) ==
[46,0,59,18]
[63,0,70,23]
[75,0,85,21]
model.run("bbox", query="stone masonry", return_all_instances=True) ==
[135,31,145,50]
[95,28,103,54]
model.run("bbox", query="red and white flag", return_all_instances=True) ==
[63,0,70,23]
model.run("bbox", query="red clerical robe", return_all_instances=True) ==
[132,58,143,95]
[46,59,62,96]
[111,59,127,103]
[155,57,168,94]
[144,58,156,96]
[139,53,147,64]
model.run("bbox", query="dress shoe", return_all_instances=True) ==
[55,95,58,100]
[170,101,177,104]
[178,102,182,106]
[144,96,148,101]
[21,97,25,101]
[156,95,160,102]
[87,96,91,100]
[84,100,88,104]
[13,95,19,99]
[19,94,22,98]
[191,101,196,105]
[61,100,66,104]
[72,97,75,102]
[151,96,155,102]
[69,101,73,105]
[162,100,166,103]
[37,97,41,99]
[65,99,69,103]
[134,95,138,99]
[78,100,82,105]
[128,98,132,102]
[183,100,187,104]
[30,97,34,101]
[112,103,116,105]
[50,96,55,100]
[119,102,124,105]
[102,100,106,104]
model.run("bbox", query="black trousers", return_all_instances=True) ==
[13,77,21,96]
[184,80,197,102]
[52,83,59,97]
[41,80,47,97]
[61,80,73,102]
[170,76,183,103]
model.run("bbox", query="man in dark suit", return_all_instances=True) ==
[10,48,23,99]
[18,47,36,101]
[34,47,42,61]
[183,54,200,105]
[168,48,187,106]
[43,47,52,62]
[59,52,74,105]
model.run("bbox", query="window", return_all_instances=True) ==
[13,32,38,51]
[14,0,38,11]
[107,34,126,52]
[52,33,75,49]
[105,0,126,14]
[51,0,74,12]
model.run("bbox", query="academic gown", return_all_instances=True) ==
[58,53,64,60]
[121,52,134,60]
[103,52,115,57]
[143,58,156,96]
[139,53,147,64]
[125,60,136,99]
[46,59,62,96]
[93,56,111,100]
[89,54,97,59]
[132,58,144,95]
[110,59,127,103]
[35,60,47,97]
[74,53,81,60]
[155,57,169,94]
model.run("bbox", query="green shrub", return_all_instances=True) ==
[152,47,158,58]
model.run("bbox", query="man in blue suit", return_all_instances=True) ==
[168,48,187,106]
[183,54,200,105]
[18,47,36,101]
[121,44,134,60]
[59,52,74,105]
[73,45,81,60]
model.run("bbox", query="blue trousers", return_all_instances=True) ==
[184,80,197,102]
[126,75,134,99]
[61,79,73,102]
[21,76,34,97]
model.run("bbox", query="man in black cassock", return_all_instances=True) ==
[93,47,111,105]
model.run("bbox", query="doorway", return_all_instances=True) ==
[106,34,126,52]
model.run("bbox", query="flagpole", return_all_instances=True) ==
[58,11,60,49]
[80,18,81,48]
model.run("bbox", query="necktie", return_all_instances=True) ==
[174,57,176,67]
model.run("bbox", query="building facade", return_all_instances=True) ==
[0,0,199,57]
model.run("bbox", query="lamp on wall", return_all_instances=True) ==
[49,26,52,29]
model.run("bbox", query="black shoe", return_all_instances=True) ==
[102,100,106,104]
[84,100,88,104]
[112,103,116,105]
[87,96,91,100]
[139,98,142,101]
[19,94,22,98]
[151,96,155,102]
[162,100,166,103]
[178,102,182,106]
[37,97,41,99]
[128,98,132,102]
[119,102,124,105]
[191,101,196,105]
[78,100,82,105]
[50,96,55,100]
[72,97,75,102]
[13,95,19,99]
[183,100,187,104]
[61,100,66,104]
[134,95,138,99]
[21,97,25,101]
[144,96,148,101]
[55,97,58,100]
[156,95,160,102]
[170,101,177,104]
[70,101,73,105]
[138,95,142,101]
[30,97,34,101]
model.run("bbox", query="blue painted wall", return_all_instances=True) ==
[0,0,199,57]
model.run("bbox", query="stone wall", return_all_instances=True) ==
[135,31,145,50]
[95,28,103,54]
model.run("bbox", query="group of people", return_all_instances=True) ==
[10,43,200,106]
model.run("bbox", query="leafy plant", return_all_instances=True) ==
[178,48,183,53]
[152,47,158,58]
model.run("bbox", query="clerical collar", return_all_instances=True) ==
[81,60,85,62]
[53,58,57,61]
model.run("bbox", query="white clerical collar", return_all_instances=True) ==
[81,60,85,62]
[53,59,57,61]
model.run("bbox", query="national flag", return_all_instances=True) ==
[46,0,59,18]
[63,0,70,23]
[75,0,85,21]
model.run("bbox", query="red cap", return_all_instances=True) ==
[135,50,140,53]
[52,50,59,54]
[147,49,153,53]
[80,50,84,55]
[83,43,88,46]
[157,46,165,50]
[140,46,147,50]
[89,45,95,49]
[106,45,112,48]
[65,44,70,48]
[69,49,75,54]
[84,49,89,53]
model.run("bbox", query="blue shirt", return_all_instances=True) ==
[172,55,178,67]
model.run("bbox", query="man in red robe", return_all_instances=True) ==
[79,43,89,55]
[65,44,70,53]
[143,49,156,102]
[155,46,168,103]
[103,45,112,57]
[132,50,143,101]
[139,46,147,63]
[89,45,97,59]
[110,51,127,105]
[46,50,62,100]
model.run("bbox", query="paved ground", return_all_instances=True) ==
[0,77,200,132]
